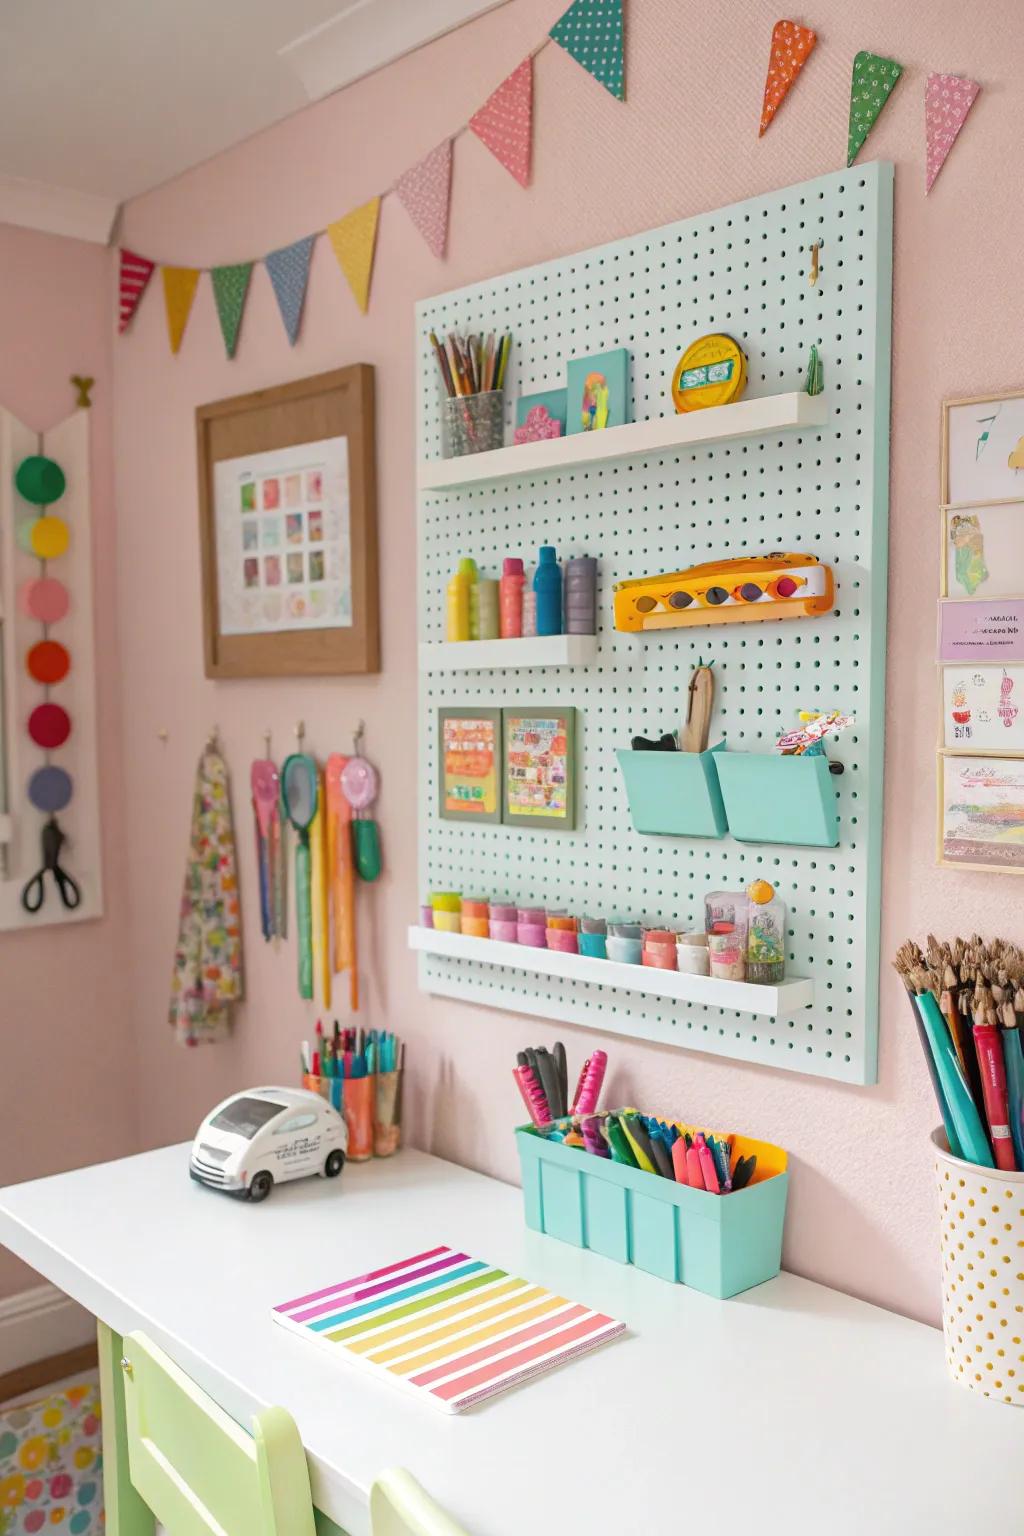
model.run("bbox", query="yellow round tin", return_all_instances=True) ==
[671,333,747,413]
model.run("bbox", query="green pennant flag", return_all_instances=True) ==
[847,51,903,166]
[211,262,253,359]
[550,0,624,101]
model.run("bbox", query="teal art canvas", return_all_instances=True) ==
[566,347,630,434]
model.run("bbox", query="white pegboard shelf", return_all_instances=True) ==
[408,925,814,1017]
[419,634,597,672]
[418,392,828,492]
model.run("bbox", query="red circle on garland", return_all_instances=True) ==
[26,640,70,685]
[28,702,71,749]
[19,576,69,624]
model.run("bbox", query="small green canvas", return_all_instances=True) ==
[515,388,567,431]
[566,347,630,434]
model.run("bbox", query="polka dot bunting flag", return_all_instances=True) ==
[211,262,253,358]
[265,234,315,346]
[394,140,453,260]
[925,72,981,193]
[549,0,624,101]
[847,51,903,166]
[759,19,817,137]
[327,197,381,314]
[469,57,533,187]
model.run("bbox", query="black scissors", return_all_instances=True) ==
[21,816,81,913]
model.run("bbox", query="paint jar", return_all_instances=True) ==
[676,935,710,975]
[446,559,476,642]
[609,920,642,940]
[746,880,786,984]
[564,555,598,635]
[606,934,642,965]
[534,546,563,636]
[419,903,435,929]
[547,926,579,954]
[442,390,504,458]
[580,916,607,934]
[475,578,500,641]
[579,930,607,959]
[489,901,518,943]
[708,931,746,982]
[548,915,578,932]
[500,557,525,638]
[431,890,462,934]
[704,891,748,981]
[517,921,547,948]
[461,898,490,938]
[642,929,678,969]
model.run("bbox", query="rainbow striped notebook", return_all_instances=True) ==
[272,1244,625,1413]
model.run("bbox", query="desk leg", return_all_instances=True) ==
[97,1321,156,1536]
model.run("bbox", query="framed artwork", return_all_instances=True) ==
[943,503,1024,599]
[502,707,577,829]
[438,708,502,823]
[938,752,1024,872]
[566,349,630,435]
[515,388,567,432]
[942,390,1024,508]
[197,365,379,677]
[941,665,1024,753]
[937,598,1024,663]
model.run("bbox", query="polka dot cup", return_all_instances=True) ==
[934,1127,1024,1406]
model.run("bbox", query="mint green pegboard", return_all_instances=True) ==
[415,163,893,1085]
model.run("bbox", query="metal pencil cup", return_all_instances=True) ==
[442,390,504,457]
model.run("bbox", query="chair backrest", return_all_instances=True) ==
[121,1330,316,1536]
[370,1469,471,1536]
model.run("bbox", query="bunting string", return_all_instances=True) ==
[118,2,986,356]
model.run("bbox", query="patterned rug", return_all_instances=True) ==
[0,1376,102,1534]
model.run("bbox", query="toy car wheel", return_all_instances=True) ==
[324,1149,345,1178]
[248,1171,273,1203]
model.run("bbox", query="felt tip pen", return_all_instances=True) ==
[973,1021,1016,1171]
[915,991,994,1168]
[695,1133,721,1194]
[671,1137,689,1184]
[513,1065,549,1128]
[605,1115,639,1167]
[1002,1019,1024,1172]
[685,1144,705,1189]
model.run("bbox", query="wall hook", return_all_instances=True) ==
[157,727,169,743]
[263,728,272,758]
[808,241,821,287]
[71,374,95,409]
[296,720,306,749]
[353,719,366,757]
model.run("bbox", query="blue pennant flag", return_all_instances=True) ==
[265,234,315,346]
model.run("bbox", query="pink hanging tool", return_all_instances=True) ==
[251,740,284,942]
[325,754,358,1011]
[341,722,381,882]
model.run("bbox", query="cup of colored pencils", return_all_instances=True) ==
[430,329,511,458]
[894,935,1024,1406]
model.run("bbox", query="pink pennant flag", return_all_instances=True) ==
[394,139,453,259]
[925,73,981,193]
[469,56,533,187]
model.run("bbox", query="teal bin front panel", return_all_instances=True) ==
[716,752,839,847]
[616,743,728,838]
[516,1130,789,1299]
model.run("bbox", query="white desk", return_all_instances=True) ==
[0,1145,1017,1535]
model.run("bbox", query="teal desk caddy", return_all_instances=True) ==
[715,752,839,847]
[516,1125,789,1299]
[616,742,727,838]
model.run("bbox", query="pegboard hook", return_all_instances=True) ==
[808,241,821,287]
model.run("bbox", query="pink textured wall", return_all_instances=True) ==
[111,0,1023,1326]
[0,223,135,1299]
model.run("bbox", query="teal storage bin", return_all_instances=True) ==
[616,743,727,838]
[516,1126,788,1299]
[715,751,839,847]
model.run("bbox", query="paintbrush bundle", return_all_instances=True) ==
[893,934,1024,1172]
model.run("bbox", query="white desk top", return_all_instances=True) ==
[0,1145,1017,1535]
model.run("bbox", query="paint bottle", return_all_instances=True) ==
[522,567,537,637]
[564,555,597,635]
[500,557,525,638]
[476,578,500,641]
[446,558,477,642]
[534,546,563,636]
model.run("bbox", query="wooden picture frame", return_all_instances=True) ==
[941,388,1024,511]
[937,750,1024,874]
[501,706,577,829]
[438,707,502,824]
[196,365,379,677]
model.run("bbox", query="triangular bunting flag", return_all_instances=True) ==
[327,198,380,315]
[469,57,533,187]
[550,0,624,100]
[211,262,253,358]
[925,73,981,193]
[759,20,817,136]
[847,52,903,166]
[162,266,201,355]
[118,248,155,333]
[394,140,452,260]
[265,234,316,346]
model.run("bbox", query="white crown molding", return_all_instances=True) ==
[280,0,512,102]
[0,1283,95,1374]
[0,174,119,246]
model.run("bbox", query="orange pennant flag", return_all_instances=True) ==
[759,20,817,136]
[327,197,381,314]
[162,266,201,354]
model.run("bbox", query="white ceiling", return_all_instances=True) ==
[0,0,508,241]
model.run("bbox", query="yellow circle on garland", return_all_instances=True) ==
[30,515,69,560]
[672,333,746,413]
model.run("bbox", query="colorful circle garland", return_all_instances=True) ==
[26,640,70,685]
[16,453,74,825]
[19,577,69,624]
[27,765,73,813]
[15,455,66,505]
[28,702,71,750]
[30,515,69,560]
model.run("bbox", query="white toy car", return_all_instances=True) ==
[190,1086,348,1202]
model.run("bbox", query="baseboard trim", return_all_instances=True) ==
[0,1284,95,1375]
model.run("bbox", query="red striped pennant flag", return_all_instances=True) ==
[118,248,156,334]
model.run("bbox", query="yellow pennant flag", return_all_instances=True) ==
[162,266,201,354]
[327,197,380,315]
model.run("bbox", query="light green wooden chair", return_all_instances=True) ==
[98,1323,471,1536]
